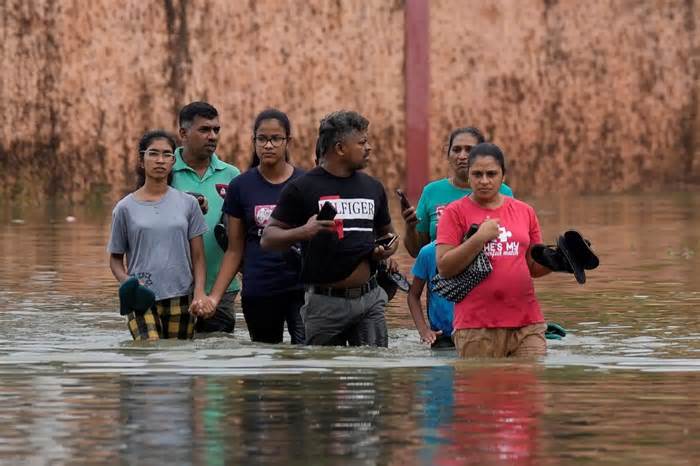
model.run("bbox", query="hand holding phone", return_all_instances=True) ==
[396,189,411,211]
[317,201,337,221]
[375,234,398,250]
[186,192,208,215]
[396,188,418,226]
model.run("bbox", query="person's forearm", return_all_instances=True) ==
[189,238,206,296]
[437,238,485,278]
[261,225,308,252]
[403,226,422,258]
[528,259,552,278]
[109,255,129,283]
[192,251,206,296]
[209,249,242,302]
[407,293,431,334]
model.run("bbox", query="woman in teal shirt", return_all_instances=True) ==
[402,127,513,257]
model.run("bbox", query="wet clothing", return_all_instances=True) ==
[436,196,544,330]
[416,178,513,241]
[195,291,237,334]
[301,285,388,347]
[127,295,196,340]
[222,167,305,298]
[107,187,208,301]
[221,166,305,343]
[271,166,392,347]
[452,323,547,358]
[412,241,454,337]
[430,334,455,349]
[272,166,392,284]
[241,289,305,344]
[172,149,241,294]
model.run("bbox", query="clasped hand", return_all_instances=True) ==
[189,295,216,319]
[476,218,500,242]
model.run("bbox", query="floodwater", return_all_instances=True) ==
[2,192,700,465]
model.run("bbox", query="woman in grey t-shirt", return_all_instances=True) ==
[107,130,208,340]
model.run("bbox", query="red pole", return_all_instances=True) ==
[405,0,430,203]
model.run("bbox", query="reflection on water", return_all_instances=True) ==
[2,192,700,464]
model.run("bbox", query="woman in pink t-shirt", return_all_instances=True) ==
[436,143,552,358]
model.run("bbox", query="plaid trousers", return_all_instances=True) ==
[127,295,196,340]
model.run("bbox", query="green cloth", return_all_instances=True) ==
[416,178,514,240]
[172,148,241,293]
[545,322,567,340]
[118,277,155,315]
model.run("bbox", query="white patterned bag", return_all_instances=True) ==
[430,224,492,303]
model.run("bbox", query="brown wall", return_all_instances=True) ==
[0,0,698,203]
[0,0,405,203]
[430,0,700,195]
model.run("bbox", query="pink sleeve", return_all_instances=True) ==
[529,205,542,245]
[436,204,463,246]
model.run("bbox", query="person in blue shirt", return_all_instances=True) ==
[408,240,455,348]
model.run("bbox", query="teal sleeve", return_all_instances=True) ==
[415,191,430,234]
[499,183,514,197]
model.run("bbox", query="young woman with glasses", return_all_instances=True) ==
[200,109,306,344]
[107,130,208,340]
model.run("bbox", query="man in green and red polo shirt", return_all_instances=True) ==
[172,101,241,333]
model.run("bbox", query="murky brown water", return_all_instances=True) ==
[2,192,700,465]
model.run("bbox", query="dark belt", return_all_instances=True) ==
[309,275,378,299]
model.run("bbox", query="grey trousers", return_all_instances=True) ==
[195,291,237,333]
[300,286,388,347]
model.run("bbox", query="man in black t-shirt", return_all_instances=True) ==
[261,110,398,347]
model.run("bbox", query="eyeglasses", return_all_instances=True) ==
[449,144,474,155]
[254,135,288,147]
[141,150,175,159]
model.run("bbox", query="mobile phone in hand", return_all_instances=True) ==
[375,234,398,249]
[465,223,480,239]
[186,192,208,214]
[186,191,204,202]
[395,189,411,211]
[317,201,337,220]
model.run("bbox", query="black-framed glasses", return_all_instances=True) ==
[254,135,288,147]
[141,149,175,159]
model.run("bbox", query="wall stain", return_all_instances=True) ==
[163,0,191,119]
[681,0,698,182]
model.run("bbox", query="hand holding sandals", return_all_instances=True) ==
[531,230,599,284]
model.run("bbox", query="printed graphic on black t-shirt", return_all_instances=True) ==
[254,204,276,236]
[222,167,304,297]
[318,195,376,239]
[272,167,391,284]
